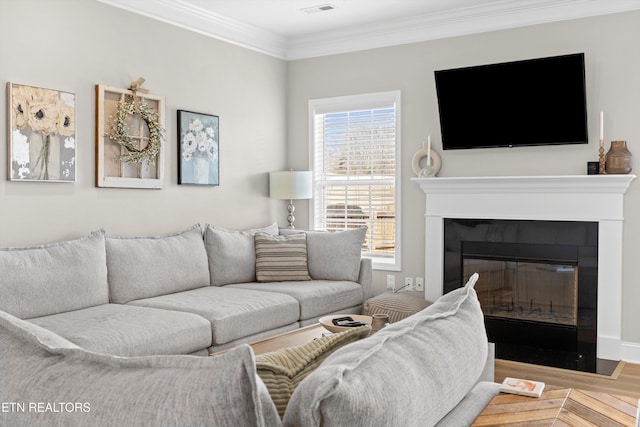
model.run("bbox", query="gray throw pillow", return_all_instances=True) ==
[280,227,366,281]
[255,232,311,282]
[205,223,278,285]
[0,230,109,319]
[283,273,488,427]
[106,225,210,304]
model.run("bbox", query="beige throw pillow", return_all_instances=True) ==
[255,325,371,418]
[255,233,311,282]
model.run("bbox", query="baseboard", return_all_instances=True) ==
[598,336,640,364]
[598,335,621,361]
[621,341,640,364]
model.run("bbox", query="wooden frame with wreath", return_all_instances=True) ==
[95,84,165,189]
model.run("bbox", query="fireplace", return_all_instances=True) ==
[443,219,598,372]
[413,174,635,366]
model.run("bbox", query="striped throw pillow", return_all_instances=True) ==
[255,326,371,418]
[255,232,311,282]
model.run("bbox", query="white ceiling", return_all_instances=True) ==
[98,0,640,60]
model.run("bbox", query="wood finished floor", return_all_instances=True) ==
[495,359,640,399]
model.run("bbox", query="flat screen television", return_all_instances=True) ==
[434,53,588,150]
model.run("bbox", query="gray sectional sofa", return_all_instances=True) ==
[0,223,500,426]
[0,272,498,427]
[0,223,372,356]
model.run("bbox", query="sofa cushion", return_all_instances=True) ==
[228,280,365,320]
[0,230,109,319]
[255,232,311,282]
[280,227,366,281]
[28,303,212,356]
[128,286,300,345]
[205,223,279,285]
[283,273,488,427]
[0,310,281,427]
[256,326,371,418]
[106,225,210,304]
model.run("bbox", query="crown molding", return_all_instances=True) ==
[98,0,640,61]
[285,0,640,60]
[97,0,287,58]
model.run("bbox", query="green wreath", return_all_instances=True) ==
[109,96,164,164]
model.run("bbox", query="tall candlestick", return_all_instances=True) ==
[599,111,604,144]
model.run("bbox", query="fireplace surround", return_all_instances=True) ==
[413,175,635,364]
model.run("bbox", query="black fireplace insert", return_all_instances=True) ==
[443,218,598,373]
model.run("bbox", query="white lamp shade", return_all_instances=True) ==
[269,171,312,200]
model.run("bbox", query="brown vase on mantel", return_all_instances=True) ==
[605,140,633,174]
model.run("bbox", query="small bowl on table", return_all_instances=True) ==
[319,314,373,333]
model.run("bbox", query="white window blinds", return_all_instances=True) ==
[310,91,401,270]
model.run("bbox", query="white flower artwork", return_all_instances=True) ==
[178,110,219,186]
[8,82,76,182]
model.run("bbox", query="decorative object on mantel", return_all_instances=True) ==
[587,161,599,175]
[7,82,76,182]
[269,170,312,228]
[95,81,165,189]
[177,110,219,186]
[411,136,441,177]
[599,110,606,174]
[605,140,633,174]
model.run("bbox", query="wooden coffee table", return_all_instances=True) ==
[472,385,639,426]
[249,323,326,355]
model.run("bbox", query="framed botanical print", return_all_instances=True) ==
[7,82,76,182]
[177,110,219,186]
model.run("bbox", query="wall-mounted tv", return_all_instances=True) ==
[434,53,588,150]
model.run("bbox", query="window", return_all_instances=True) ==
[309,91,401,270]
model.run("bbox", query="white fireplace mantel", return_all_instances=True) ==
[413,174,636,361]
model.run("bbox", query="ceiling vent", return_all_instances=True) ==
[301,4,336,14]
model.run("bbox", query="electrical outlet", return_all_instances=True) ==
[415,277,424,292]
[386,274,395,290]
[404,277,414,291]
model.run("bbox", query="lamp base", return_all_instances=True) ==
[287,200,296,229]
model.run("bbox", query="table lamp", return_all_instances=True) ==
[269,170,312,228]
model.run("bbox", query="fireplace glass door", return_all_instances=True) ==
[464,258,578,327]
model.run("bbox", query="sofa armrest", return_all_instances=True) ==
[478,342,495,383]
[357,258,373,300]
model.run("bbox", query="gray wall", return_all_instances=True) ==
[287,11,640,350]
[0,0,288,244]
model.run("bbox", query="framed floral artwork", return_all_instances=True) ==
[7,82,76,182]
[178,110,219,186]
